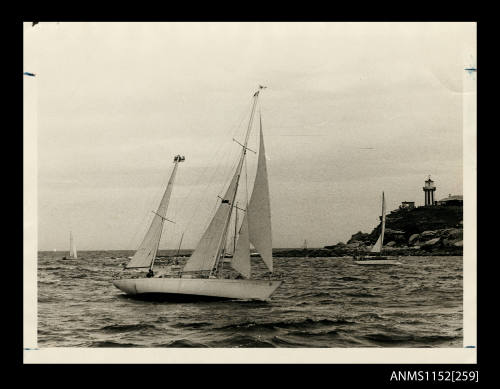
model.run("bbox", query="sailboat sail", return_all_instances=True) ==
[370,233,382,253]
[69,232,77,259]
[247,118,273,272]
[126,158,181,269]
[183,162,242,272]
[231,212,251,278]
[370,192,386,253]
[184,91,262,274]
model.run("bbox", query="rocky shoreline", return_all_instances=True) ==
[153,205,463,258]
[305,204,464,258]
[272,244,462,258]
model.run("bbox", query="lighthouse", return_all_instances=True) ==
[423,176,436,206]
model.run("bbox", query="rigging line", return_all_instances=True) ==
[176,94,253,253]
[233,105,258,209]
[214,95,259,195]
[175,138,236,236]
[209,142,239,198]
[134,157,178,247]
[128,162,173,250]
[244,150,249,208]
[179,97,254,238]
[210,91,260,276]
[191,97,252,198]
[238,103,259,211]
[210,102,253,198]
[128,185,161,250]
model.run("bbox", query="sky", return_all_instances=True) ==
[24,22,475,251]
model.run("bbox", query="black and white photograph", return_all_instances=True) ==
[23,22,476,364]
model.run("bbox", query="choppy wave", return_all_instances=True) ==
[361,333,458,346]
[89,341,143,347]
[160,339,208,347]
[170,321,213,329]
[216,318,351,332]
[37,252,463,348]
[100,324,158,333]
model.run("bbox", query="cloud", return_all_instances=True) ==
[30,22,469,250]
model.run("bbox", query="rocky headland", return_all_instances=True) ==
[274,205,463,257]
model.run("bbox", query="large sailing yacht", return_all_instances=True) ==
[354,192,401,265]
[113,88,282,300]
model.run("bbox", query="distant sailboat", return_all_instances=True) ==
[113,89,282,300]
[354,192,401,265]
[62,231,78,260]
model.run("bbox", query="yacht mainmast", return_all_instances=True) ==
[209,89,262,277]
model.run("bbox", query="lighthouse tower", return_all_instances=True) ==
[423,176,436,206]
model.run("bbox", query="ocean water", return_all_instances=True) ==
[38,252,462,348]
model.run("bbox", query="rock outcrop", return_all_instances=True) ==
[324,204,463,256]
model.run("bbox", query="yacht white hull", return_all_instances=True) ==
[113,277,282,301]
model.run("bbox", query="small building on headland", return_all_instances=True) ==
[400,201,415,210]
[437,194,463,206]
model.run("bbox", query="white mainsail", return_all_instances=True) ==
[247,118,273,272]
[126,157,183,269]
[69,231,77,259]
[370,191,386,253]
[183,162,242,273]
[230,212,251,278]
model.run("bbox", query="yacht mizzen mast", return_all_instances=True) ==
[125,154,184,270]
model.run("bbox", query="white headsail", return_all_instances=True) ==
[247,117,273,272]
[126,156,184,269]
[370,191,386,253]
[230,212,251,278]
[69,231,77,259]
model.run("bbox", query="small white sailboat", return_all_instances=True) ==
[354,192,401,265]
[62,231,78,260]
[113,89,282,300]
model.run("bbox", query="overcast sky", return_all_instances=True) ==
[24,22,475,251]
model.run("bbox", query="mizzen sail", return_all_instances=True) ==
[247,116,273,272]
[126,156,183,269]
[370,191,386,253]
